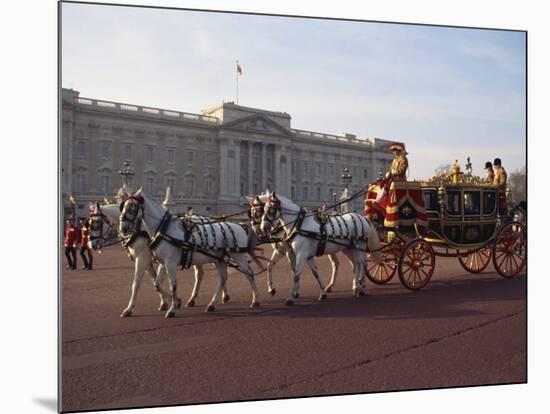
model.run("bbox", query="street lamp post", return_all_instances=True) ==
[116,161,135,201]
[118,161,135,190]
[340,167,353,213]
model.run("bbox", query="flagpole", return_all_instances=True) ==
[236,60,239,105]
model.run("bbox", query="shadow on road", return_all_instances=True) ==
[184,274,526,322]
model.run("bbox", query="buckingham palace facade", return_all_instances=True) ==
[61,88,396,217]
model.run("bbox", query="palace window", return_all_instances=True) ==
[303,161,309,175]
[166,178,175,192]
[291,160,296,175]
[364,168,368,179]
[100,176,110,194]
[291,186,295,199]
[303,187,308,200]
[329,164,334,178]
[186,151,194,164]
[76,141,86,158]
[100,142,111,160]
[167,148,176,165]
[206,151,216,165]
[266,157,272,171]
[145,177,155,195]
[124,144,133,161]
[205,179,213,198]
[75,174,85,194]
[316,163,321,176]
[185,178,195,197]
[316,187,321,201]
[145,146,154,163]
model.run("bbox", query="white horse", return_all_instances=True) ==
[247,194,341,297]
[259,191,382,305]
[119,190,260,317]
[88,202,180,317]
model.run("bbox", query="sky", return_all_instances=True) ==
[61,3,526,180]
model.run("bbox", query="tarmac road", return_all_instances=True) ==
[60,245,526,412]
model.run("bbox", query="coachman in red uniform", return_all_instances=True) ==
[64,218,81,270]
[79,217,94,270]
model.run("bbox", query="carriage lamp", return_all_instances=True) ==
[437,183,447,212]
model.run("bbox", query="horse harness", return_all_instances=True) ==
[276,207,369,257]
[147,210,249,269]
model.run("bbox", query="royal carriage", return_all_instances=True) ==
[363,168,527,290]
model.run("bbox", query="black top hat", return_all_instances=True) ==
[485,161,493,169]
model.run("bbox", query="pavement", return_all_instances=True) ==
[60,245,526,412]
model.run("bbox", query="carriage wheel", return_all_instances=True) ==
[492,222,526,278]
[366,247,399,284]
[458,246,492,274]
[398,240,436,290]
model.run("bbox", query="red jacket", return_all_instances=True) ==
[81,227,90,246]
[64,225,81,247]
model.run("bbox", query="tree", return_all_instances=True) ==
[434,164,451,177]
[508,166,526,204]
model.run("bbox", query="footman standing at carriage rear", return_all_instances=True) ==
[484,161,495,183]
[493,158,508,215]
[79,217,93,270]
[64,217,80,270]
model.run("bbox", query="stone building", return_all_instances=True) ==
[61,88,396,218]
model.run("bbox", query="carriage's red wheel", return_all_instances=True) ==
[398,240,435,290]
[366,247,399,284]
[492,222,526,278]
[458,246,492,274]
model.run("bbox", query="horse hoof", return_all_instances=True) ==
[319,293,328,301]
[164,311,175,318]
[269,289,277,297]
[120,309,132,317]
[285,299,294,306]
[175,298,182,309]
[251,302,260,308]
[206,305,215,312]
[158,303,169,311]
[325,286,332,293]
[358,291,367,297]
[292,292,300,299]
[186,299,195,308]
[222,295,231,304]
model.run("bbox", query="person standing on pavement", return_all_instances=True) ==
[64,217,81,270]
[79,217,93,270]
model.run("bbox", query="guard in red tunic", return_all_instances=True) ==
[64,218,81,270]
[79,217,94,270]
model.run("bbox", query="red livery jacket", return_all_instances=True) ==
[64,225,81,247]
[81,227,90,247]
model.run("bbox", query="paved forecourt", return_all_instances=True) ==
[61,245,526,412]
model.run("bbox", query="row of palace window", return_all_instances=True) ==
[76,141,215,165]
[290,160,370,181]
[74,174,214,198]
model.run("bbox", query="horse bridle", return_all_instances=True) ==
[89,205,115,242]
[119,196,145,233]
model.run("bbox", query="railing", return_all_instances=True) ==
[291,128,376,146]
[75,97,219,124]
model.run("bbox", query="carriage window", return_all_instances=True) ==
[446,191,461,215]
[464,191,481,215]
[423,190,438,211]
[483,191,497,215]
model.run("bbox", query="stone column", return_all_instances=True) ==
[218,139,230,199]
[261,142,267,192]
[233,139,241,195]
[248,141,254,195]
